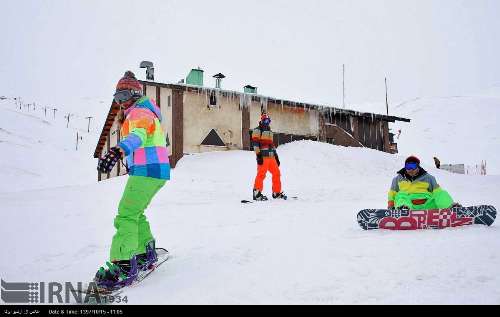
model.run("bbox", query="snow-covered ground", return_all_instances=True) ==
[0,97,499,304]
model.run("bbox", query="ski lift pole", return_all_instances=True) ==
[85,116,93,133]
[76,132,83,151]
[65,113,71,128]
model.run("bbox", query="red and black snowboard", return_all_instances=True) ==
[357,205,496,230]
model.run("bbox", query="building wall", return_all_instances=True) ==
[323,124,363,147]
[249,100,263,129]
[171,88,184,167]
[182,91,243,154]
[382,121,391,153]
[144,85,174,156]
[99,116,124,181]
[145,85,156,100]
[248,101,319,137]
[319,114,361,147]
[159,87,173,156]
[357,118,384,151]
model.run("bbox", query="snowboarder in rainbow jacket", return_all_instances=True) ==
[95,71,170,289]
[251,113,287,201]
[388,156,461,210]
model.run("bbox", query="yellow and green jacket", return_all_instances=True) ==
[387,168,450,209]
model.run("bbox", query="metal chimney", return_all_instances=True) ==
[213,73,225,89]
[140,61,154,81]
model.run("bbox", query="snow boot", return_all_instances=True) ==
[253,189,268,201]
[136,240,158,271]
[272,192,288,200]
[94,256,138,290]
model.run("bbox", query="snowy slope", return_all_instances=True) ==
[349,90,500,175]
[1,96,500,304]
[391,95,500,175]
[0,99,103,192]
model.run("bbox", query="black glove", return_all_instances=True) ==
[98,147,123,173]
[256,154,263,165]
[275,154,280,167]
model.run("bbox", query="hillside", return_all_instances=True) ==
[350,90,500,175]
[0,99,102,192]
[392,95,500,175]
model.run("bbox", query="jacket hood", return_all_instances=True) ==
[125,96,163,121]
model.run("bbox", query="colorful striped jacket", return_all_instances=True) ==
[118,97,171,180]
[251,126,277,157]
[387,168,441,208]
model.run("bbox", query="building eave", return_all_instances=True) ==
[93,100,120,158]
[140,80,411,123]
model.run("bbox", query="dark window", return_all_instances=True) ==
[209,91,217,107]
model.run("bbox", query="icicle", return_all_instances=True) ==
[260,97,268,113]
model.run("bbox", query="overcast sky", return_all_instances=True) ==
[1,0,499,114]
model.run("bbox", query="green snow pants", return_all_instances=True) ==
[394,190,454,210]
[110,176,166,261]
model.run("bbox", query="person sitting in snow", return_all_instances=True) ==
[95,71,170,289]
[388,156,461,210]
[251,113,287,201]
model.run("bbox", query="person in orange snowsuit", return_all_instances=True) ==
[251,113,287,201]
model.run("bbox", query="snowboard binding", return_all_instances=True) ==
[136,241,158,271]
[253,189,268,201]
[94,256,139,291]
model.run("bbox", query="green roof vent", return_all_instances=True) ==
[186,68,204,86]
[244,85,257,94]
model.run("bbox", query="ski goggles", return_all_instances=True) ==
[113,89,142,104]
[405,162,419,170]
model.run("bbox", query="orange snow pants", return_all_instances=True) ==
[254,157,282,193]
